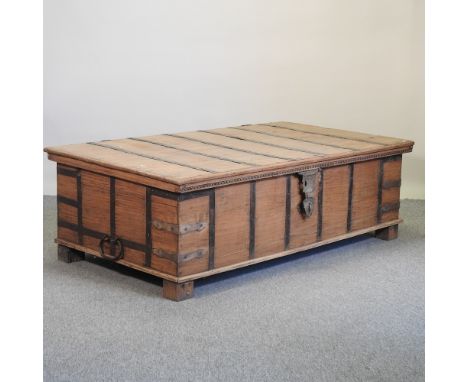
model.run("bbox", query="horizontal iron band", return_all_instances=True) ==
[57,195,78,208]
[153,219,207,234]
[153,248,207,263]
[57,166,79,177]
[382,179,401,189]
[380,202,400,213]
[57,220,147,252]
[150,187,211,201]
[382,155,402,163]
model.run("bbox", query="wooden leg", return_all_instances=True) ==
[163,280,194,301]
[375,224,399,241]
[58,244,85,263]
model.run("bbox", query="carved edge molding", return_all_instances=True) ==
[179,147,412,192]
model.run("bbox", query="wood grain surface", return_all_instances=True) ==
[45,121,413,192]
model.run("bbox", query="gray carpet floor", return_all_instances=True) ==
[44,197,424,382]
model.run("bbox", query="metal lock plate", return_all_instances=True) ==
[298,169,320,218]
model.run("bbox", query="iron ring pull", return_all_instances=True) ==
[99,235,124,261]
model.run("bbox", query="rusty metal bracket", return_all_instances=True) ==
[298,169,320,218]
[153,248,206,263]
[380,202,400,213]
[153,220,207,235]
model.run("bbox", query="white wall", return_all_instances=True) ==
[44,0,424,198]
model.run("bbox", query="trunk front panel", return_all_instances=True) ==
[56,155,402,280]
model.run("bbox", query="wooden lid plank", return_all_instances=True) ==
[98,139,251,173]
[174,131,310,160]
[268,121,411,146]
[46,143,210,180]
[136,134,288,166]
[239,124,385,151]
[45,122,414,192]
[206,127,354,155]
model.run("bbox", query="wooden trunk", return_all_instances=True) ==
[46,122,413,301]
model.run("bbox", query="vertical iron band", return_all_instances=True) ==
[249,182,256,259]
[208,189,216,270]
[110,177,116,257]
[347,164,354,232]
[145,187,153,267]
[377,159,384,223]
[317,172,323,241]
[76,171,83,245]
[284,176,291,250]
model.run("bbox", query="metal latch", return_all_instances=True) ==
[298,169,320,218]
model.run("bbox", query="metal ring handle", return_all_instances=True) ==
[99,235,124,261]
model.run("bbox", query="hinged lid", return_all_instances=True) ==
[45,121,414,193]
